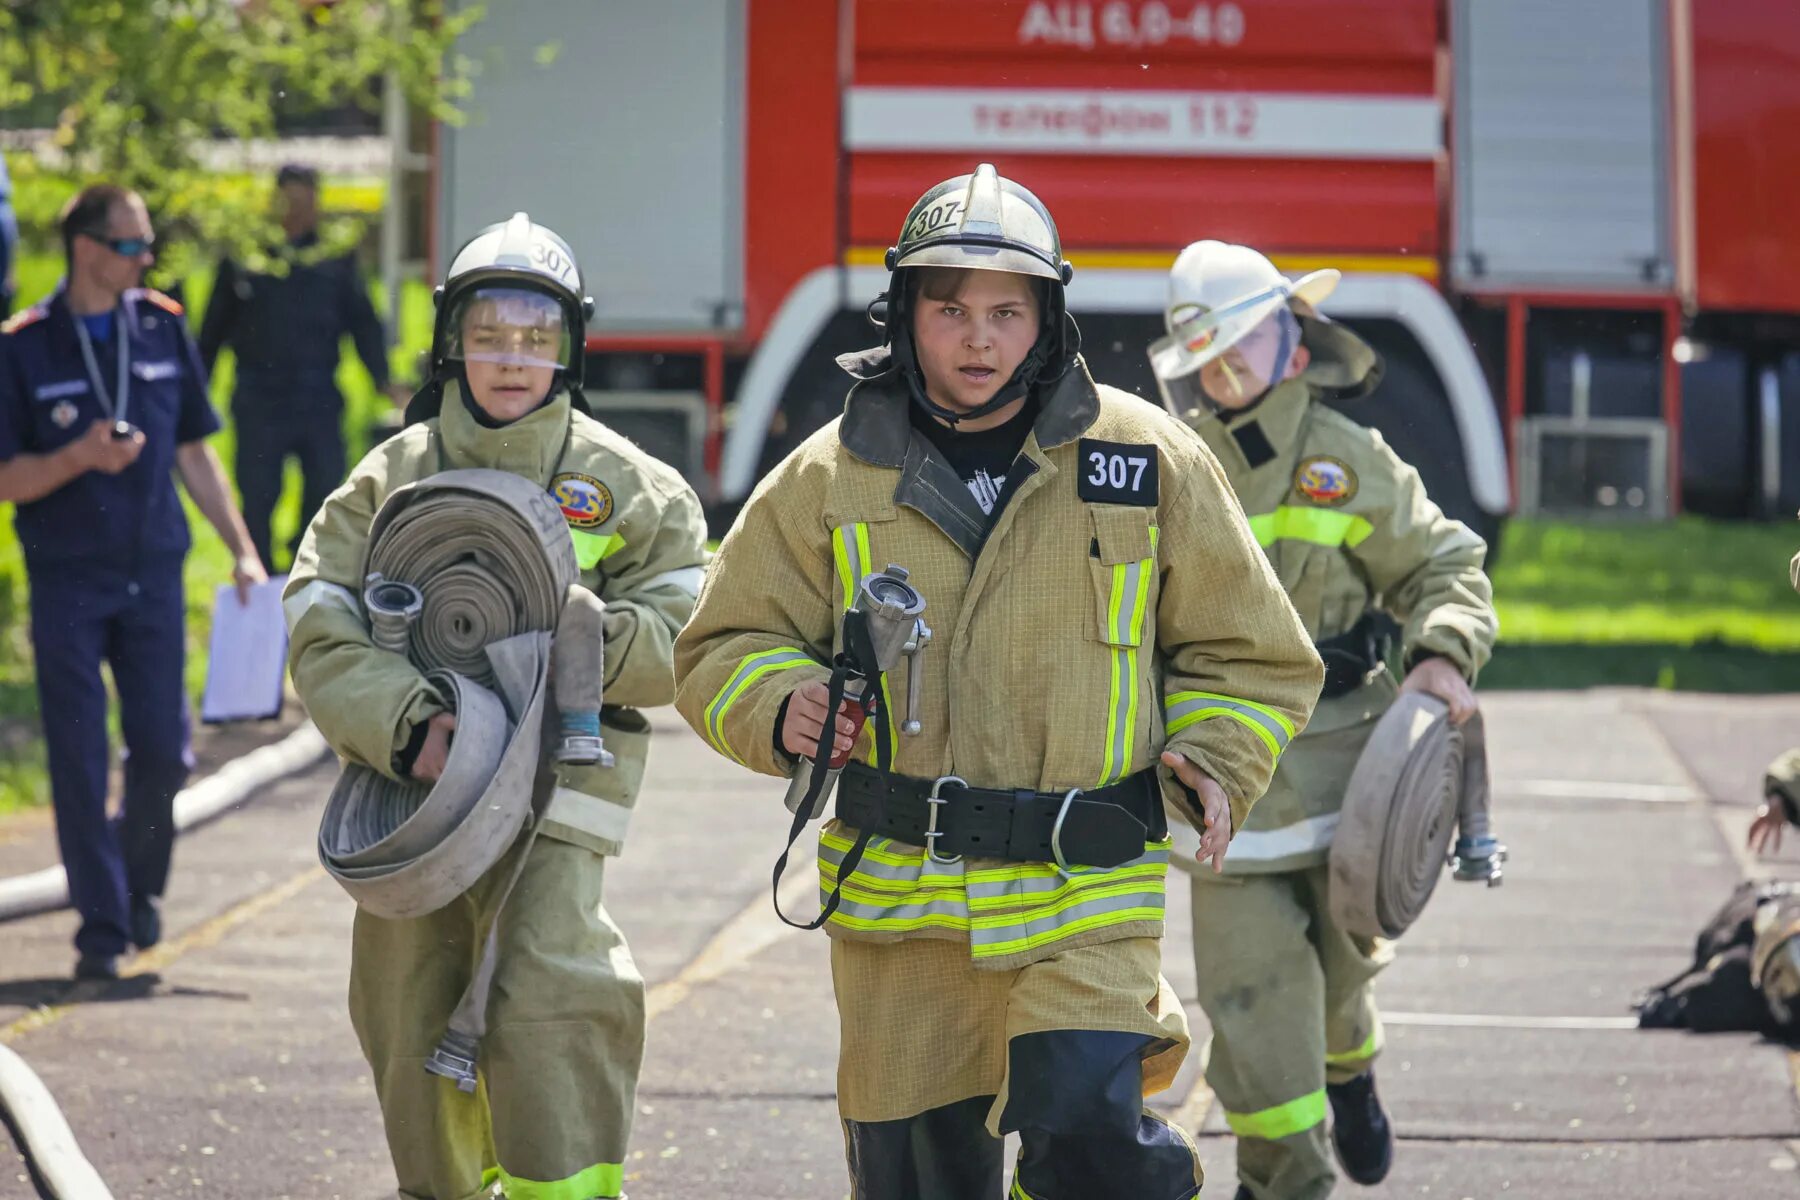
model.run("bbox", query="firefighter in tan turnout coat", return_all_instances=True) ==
[285,215,707,1200]
[1149,241,1498,1200]
[674,166,1323,1199]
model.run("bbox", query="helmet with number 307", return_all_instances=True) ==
[429,212,596,390]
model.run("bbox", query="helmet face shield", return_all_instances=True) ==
[445,287,573,372]
[1151,302,1300,414]
[1151,282,1292,381]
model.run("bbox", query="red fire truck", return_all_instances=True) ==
[431,0,1800,538]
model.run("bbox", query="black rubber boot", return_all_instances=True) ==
[130,893,162,950]
[1327,1069,1394,1185]
[74,953,119,982]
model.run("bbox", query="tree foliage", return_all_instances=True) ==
[0,0,482,279]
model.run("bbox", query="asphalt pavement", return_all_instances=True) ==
[4,690,1800,1199]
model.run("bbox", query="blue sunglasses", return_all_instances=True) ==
[84,231,154,257]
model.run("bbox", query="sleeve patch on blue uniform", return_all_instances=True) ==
[1077,438,1160,506]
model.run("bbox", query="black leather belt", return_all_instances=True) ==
[835,763,1167,869]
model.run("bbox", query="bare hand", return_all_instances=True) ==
[410,712,457,783]
[780,680,859,760]
[1161,750,1233,873]
[232,552,268,605]
[76,420,144,475]
[1399,657,1478,726]
[1750,799,1788,856]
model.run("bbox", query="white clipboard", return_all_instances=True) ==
[200,575,290,723]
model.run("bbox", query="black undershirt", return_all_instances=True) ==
[908,395,1039,519]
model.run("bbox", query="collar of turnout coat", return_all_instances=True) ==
[833,345,1101,469]
[1292,314,1383,401]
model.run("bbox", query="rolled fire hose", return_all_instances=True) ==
[1328,692,1503,940]
[316,467,608,1091]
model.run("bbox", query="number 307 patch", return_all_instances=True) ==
[1077,439,1159,506]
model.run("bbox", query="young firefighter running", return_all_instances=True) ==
[674,165,1323,1199]
[1149,241,1498,1200]
[284,215,707,1200]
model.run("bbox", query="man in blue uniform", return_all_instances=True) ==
[0,183,265,980]
[198,163,401,573]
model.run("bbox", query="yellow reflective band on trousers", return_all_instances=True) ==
[570,527,626,571]
[703,646,812,763]
[1100,528,1157,786]
[1011,1178,1039,1200]
[498,1160,624,1200]
[1224,1089,1328,1141]
[1248,506,1374,550]
[1164,690,1295,760]
[1326,1026,1381,1066]
[832,521,899,764]
[817,829,1170,961]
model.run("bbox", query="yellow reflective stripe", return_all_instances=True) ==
[1248,506,1374,549]
[970,904,1167,959]
[969,877,1162,928]
[962,838,1171,882]
[824,909,973,934]
[482,1167,501,1189]
[1166,689,1296,754]
[1326,1027,1381,1065]
[570,528,626,571]
[818,828,931,869]
[1012,1177,1038,1200]
[964,863,1167,912]
[703,647,812,763]
[832,521,873,611]
[1224,1089,1328,1140]
[498,1160,624,1200]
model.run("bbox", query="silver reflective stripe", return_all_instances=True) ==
[703,647,814,761]
[967,883,1166,957]
[643,565,705,598]
[282,579,360,635]
[1164,691,1294,759]
[1226,812,1342,863]
[543,786,635,844]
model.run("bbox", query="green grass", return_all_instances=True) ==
[1491,517,1800,649]
[0,251,434,814]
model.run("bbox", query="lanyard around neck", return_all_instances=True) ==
[71,305,131,427]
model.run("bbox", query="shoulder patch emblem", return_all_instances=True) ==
[551,472,614,529]
[1,306,47,335]
[1294,455,1357,506]
[142,288,184,317]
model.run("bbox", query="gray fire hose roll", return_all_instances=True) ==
[1328,693,1491,940]
[318,467,576,916]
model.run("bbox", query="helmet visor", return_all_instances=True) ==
[1149,282,1292,382]
[445,287,573,371]
[1150,305,1299,415]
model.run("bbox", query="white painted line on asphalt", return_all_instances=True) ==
[1383,1011,1641,1031]
[1498,779,1705,804]
[644,854,816,1022]
[0,1043,114,1200]
[0,723,331,923]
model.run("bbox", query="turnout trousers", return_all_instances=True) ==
[1190,864,1393,1200]
[833,935,1203,1199]
[349,833,645,1200]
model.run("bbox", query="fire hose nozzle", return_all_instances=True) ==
[424,1029,480,1093]
[363,574,424,656]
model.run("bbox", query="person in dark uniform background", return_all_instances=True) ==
[0,183,266,980]
[198,163,404,574]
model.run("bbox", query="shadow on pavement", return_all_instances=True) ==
[0,973,250,1011]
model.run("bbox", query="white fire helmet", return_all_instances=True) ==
[1148,240,1340,416]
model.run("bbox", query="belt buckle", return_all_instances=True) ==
[925,775,965,866]
[1051,787,1102,880]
